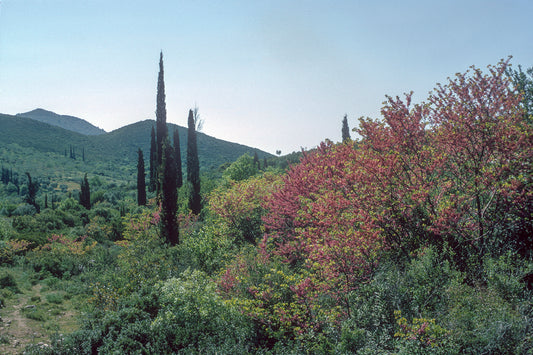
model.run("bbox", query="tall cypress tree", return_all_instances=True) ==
[173,129,183,188]
[80,173,91,210]
[149,126,157,192]
[186,109,201,215]
[156,52,168,168]
[253,151,260,170]
[137,148,147,206]
[342,114,351,143]
[155,52,168,196]
[161,139,179,245]
[24,172,39,213]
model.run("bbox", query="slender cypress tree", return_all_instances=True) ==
[161,139,179,245]
[342,114,351,143]
[253,151,260,170]
[24,172,39,213]
[173,129,183,188]
[186,109,201,215]
[80,173,91,210]
[149,126,157,192]
[156,52,168,168]
[137,148,147,206]
[155,52,168,196]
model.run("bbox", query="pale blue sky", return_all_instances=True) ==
[1,0,532,154]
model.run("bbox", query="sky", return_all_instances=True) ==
[0,1,532,155]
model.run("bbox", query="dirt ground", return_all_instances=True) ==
[0,283,78,354]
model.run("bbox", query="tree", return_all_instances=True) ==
[341,114,351,142]
[427,58,532,262]
[173,129,183,188]
[187,109,201,215]
[156,51,168,195]
[149,126,157,192]
[24,172,39,213]
[80,173,91,210]
[137,148,147,206]
[223,153,258,181]
[508,64,533,123]
[253,151,260,170]
[160,139,179,245]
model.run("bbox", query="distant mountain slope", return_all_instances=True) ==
[0,113,272,174]
[93,120,272,170]
[17,108,106,135]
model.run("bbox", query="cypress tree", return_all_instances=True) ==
[24,172,39,213]
[253,151,260,170]
[156,52,168,169]
[80,173,91,210]
[160,139,179,245]
[342,114,351,143]
[173,128,183,188]
[137,148,147,206]
[155,51,168,196]
[149,126,157,192]
[186,109,201,215]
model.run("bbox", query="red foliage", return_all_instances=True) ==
[220,59,532,338]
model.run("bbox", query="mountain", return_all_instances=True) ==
[0,113,272,180]
[16,108,106,135]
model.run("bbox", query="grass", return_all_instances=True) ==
[0,266,82,353]
[45,292,64,304]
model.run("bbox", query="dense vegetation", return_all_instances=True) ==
[1,59,532,354]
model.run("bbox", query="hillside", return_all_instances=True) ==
[16,109,106,136]
[0,113,273,182]
[94,120,272,170]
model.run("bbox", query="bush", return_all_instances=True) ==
[151,269,253,353]
[11,203,37,216]
[25,235,97,279]
[0,270,20,293]
[444,283,530,354]
[484,251,533,303]
[22,306,47,322]
[45,292,64,304]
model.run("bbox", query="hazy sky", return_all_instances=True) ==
[1,1,532,154]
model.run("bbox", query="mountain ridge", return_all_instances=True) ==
[0,112,273,177]
[16,108,107,136]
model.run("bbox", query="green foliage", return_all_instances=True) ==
[22,305,48,321]
[0,270,20,293]
[222,153,259,182]
[444,283,530,354]
[187,109,202,215]
[394,310,454,354]
[0,239,30,265]
[151,269,253,353]
[25,235,97,279]
[484,251,533,303]
[179,219,234,275]
[208,172,282,245]
[45,291,64,304]
[161,139,179,245]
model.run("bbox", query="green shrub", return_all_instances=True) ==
[0,334,9,345]
[150,269,253,353]
[484,251,533,303]
[444,282,529,354]
[22,306,47,321]
[45,292,64,304]
[179,221,234,275]
[0,270,20,293]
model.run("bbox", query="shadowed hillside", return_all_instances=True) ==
[16,108,106,136]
